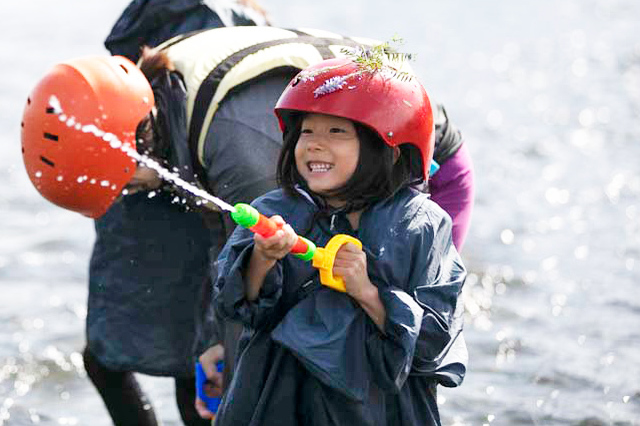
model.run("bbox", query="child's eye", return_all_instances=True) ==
[301,128,312,134]
[329,127,347,134]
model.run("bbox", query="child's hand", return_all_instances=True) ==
[252,215,298,262]
[332,242,373,300]
[195,344,224,419]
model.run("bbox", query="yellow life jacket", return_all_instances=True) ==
[157,26,379,166]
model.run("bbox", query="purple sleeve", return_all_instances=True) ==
[429,144,475,251]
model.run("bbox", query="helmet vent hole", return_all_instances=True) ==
[27,97,31,105]
[46,106,56,114]
[44,132,59,142]
[119,64,129,74]
[40,156,55,167]
[21,121,24,128]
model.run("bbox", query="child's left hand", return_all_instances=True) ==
[332,242,373,300]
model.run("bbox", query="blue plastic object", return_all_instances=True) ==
[429,159,440,176]
[195,361,223,413]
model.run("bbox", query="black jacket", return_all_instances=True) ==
[104,0,267,62]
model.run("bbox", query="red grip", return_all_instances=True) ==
[250,214,308,254]
[290,238,308,254]
[249,214,280,238]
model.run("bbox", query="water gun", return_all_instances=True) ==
[195,361,223,415]
[231,203,361,292]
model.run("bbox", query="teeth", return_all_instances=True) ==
[309,162,332,172]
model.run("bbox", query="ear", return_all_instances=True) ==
[392,146,401,164]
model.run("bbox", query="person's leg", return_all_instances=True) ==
[82,347,158,426]
[175,376,212,426]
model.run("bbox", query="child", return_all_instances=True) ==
[213,53,467,425]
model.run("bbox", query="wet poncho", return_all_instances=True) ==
[213,187,467,426]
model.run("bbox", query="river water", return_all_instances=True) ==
[1,0,639,425]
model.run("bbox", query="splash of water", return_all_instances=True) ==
[48,95,236,212]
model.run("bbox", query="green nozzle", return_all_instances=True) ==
[294,237,317,262]
[231,203,260,228]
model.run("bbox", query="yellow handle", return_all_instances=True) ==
[311,234,362,292]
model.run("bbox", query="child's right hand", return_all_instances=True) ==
[252,215,299,262]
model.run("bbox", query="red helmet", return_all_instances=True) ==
[21,56,154,218]
[274,55,435,181]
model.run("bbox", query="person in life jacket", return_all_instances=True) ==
[211,53,466,425]
[21,23,473,423]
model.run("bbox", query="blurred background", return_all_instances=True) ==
[1,0,639,424]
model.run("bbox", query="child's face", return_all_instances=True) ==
[295,113,360,207]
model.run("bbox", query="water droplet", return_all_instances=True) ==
[100,180,110,187]
[148,191,156,199]
[578,108,595,127]
[574,245,589,259]
[500,229,514,245]
[35,171,42,178]
[56,175,64,182]
[625,258,635,271]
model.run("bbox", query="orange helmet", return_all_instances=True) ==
[21,55,154,218]
[275,55,435,181]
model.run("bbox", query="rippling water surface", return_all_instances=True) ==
[1,1,639,425]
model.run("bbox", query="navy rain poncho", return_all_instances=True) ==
[213,186,467,425]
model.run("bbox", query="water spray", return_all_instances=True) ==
[49,96,236,213]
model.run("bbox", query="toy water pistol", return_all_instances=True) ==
[195,361,223,415]
[231,203,361,292]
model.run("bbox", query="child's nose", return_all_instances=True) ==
[306,135,328,151]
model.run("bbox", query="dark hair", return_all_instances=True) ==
[276,113,421,211]
[135,47,175,160]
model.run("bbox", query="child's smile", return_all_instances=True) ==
[295,113,360,206]
[307,162,334,173]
